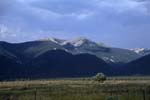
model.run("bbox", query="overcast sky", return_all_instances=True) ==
[0,0,150,48]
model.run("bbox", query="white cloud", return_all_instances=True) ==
[76,12,94,20]
[0,24,18,38]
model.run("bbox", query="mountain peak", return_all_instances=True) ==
[130,48,150,55]
[48,37,66,44]
[38,37,106,48]
[37,37,65,44]
[130,48,145,54]
[67,37,91,47]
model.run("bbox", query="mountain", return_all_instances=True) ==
[130,48,150,56]
[121,55,150,75]
[0,49,110,80]
[0,37,149,80]
[0,53,24,80]
[29,49,111,78]
[39,37,140,63]
[0,41,64,63]
[0,37,140,64]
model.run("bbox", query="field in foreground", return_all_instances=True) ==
[0,77,150,100]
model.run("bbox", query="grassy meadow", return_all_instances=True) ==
[0,77,150,100]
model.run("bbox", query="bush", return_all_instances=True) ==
[93,73,106,82]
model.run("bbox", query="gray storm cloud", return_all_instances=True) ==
[0,0,150,48]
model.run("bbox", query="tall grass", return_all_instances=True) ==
[0,77,150,100]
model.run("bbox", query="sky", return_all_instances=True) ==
[0,0,150,48]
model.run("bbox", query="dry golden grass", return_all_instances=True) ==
[0,77,150,88]
[0,77,150,100]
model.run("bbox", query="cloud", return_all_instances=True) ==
[0,0,16,15]
[96,0,144,12]
[0,0,150,48]
[0,24,18,41]
[25,0,150,15]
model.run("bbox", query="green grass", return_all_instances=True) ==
[0,77,150,100]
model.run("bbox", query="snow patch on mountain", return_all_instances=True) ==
[62,37,90,47]
[41,37,106,48]
[130,48,150,55]
[48,37,65,44]
[130,48,145,54]
[103,56,116,63]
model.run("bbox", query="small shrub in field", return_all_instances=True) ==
[93,73,106,82]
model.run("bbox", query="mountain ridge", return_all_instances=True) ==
[0,37,141,63]
[36,37,141,63]
[0,38,150,80]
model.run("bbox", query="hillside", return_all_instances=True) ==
[121,55,150,75]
